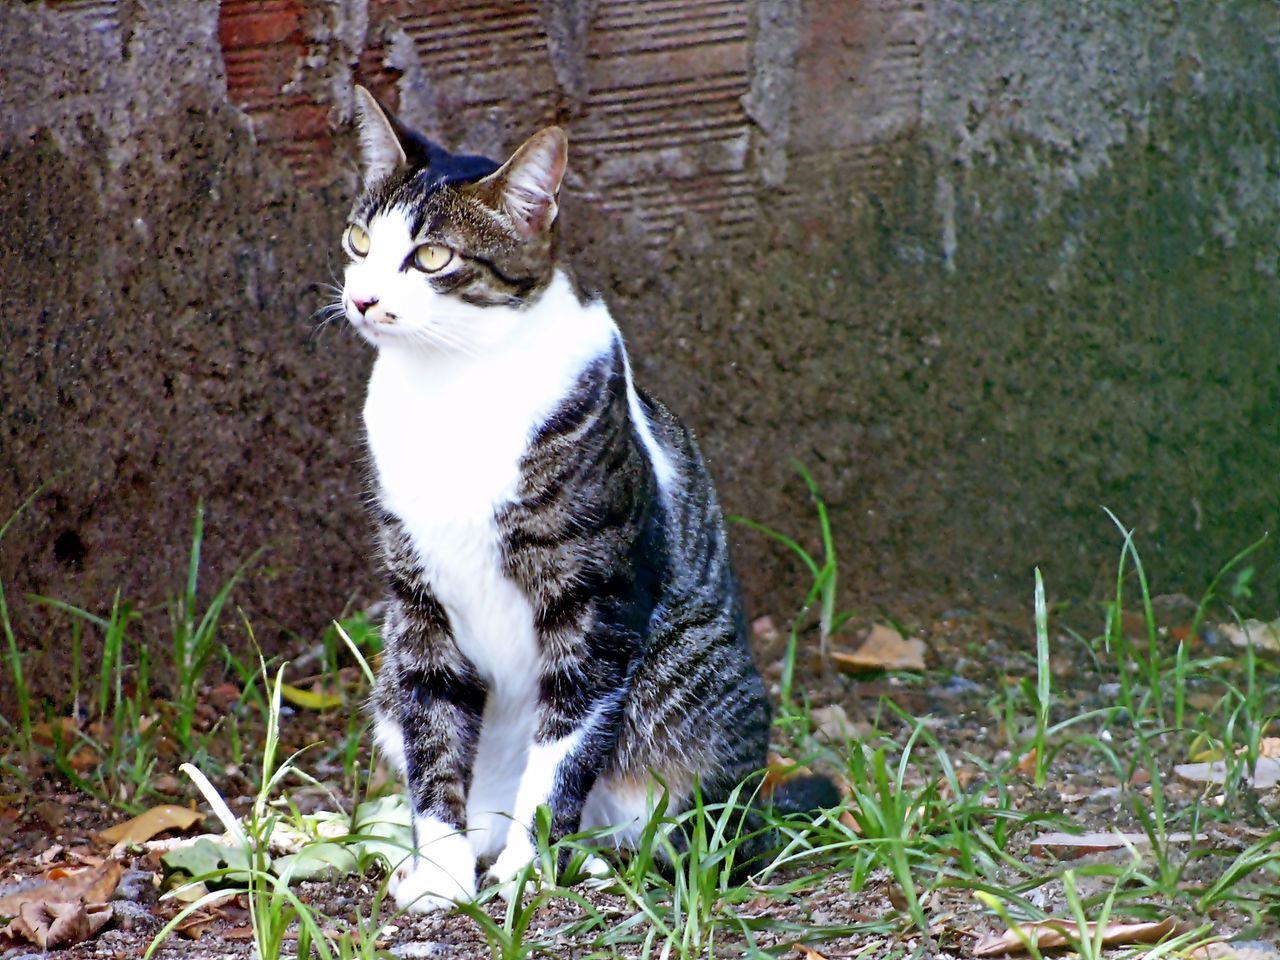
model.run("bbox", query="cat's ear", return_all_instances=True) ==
[353,85,407,183]
[474,127,568,238]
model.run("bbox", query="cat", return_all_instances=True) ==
[341,86,826,914]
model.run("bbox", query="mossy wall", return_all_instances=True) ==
[1,0,1277,710]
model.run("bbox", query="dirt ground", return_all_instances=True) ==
[2,603,1278,959]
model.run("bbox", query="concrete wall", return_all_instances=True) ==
[2,0,1277,707]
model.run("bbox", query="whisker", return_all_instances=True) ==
[308,301,348,345]
[412,323,481,359]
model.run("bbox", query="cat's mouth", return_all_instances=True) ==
[347,305,399,328]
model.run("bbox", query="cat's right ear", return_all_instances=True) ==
[353,85,407,183]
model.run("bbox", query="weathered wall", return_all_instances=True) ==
[2,0,1278,708]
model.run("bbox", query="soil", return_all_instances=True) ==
[2,604,1278,959]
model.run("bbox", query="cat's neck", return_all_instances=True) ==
[374,269,609,373]
[363,267,620,523]
[365,268,618,431]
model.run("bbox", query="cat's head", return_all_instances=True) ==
[341,86,568,352]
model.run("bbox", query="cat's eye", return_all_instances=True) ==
[413,244,453,273]
[345,224,370,257]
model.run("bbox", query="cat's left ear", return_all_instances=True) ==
[474,127,568,239]
[353,85,407,183]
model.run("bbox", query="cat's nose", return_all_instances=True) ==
[351,295,379,315]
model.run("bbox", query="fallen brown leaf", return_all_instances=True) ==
[793,946,830,960]
[100,804,204,845]
[1030,830,1192,860]
[176,909,217,940]
[35,844,65,866]
[762,753,814,796]
[31,716,80,748]
[1,900,113,949]
[839,810,862,835]
[1015,748,1038,778]
[973,915,1179,956]
[0,859,122,916]
[1219,619,1280,652]
[830,624,926,673]
[1174,758,1280,790]
[1187,941,1280,960]
[67,745,99,773]
[810,703,871,743]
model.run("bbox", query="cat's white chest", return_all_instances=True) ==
[365,349,536,684]
[362,283,618,683]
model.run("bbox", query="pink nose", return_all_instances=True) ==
[351,295,378,315]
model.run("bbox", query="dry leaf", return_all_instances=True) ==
[101,804,204,845]
[0,859,122,915]
[762,753,814,796]
[35,844,65,865]
[1030,830,1192,860]
[1187,941,1280,960]
[30,716,80,748]
[176,909,217,940]
[1016,748,1038,778]
[793,946,831,960]
[809,703,869,743]
[1174,758,1280,790]
[1219,619,1280,652]
[279,682,343,711]
[973,915,1178,956]
[1,899,113,949]
[1258,738,1280,759]
[830,624,926,673]
[67,745,99,773]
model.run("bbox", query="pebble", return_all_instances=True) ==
[391,943,447,957]
[929,675,982,698]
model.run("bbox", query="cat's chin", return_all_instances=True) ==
[347,318,414,350]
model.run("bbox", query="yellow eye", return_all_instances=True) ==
[345,224,370,257]
[413,244,453,273]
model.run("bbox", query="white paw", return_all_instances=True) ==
[580,853,612,887]
[488,844,614,900]
[489,834,538,901]
[388,836,477,914]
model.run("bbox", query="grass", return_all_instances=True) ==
[0,484,53,757]
[148,660,344,960]
[1,499,256,810]
[732,462,859,705]
[4,487,1280,957]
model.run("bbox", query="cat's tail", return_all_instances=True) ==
[768,772,843,816]
[655,771,841,881]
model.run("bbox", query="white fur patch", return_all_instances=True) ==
[624,358,677,497]
[487,732,583,883]
[582,776,667,848]
[389,815,476,913]
[372,711,406,777]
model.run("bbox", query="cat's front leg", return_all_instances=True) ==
[378,603,489,913]
[488,690,622,890]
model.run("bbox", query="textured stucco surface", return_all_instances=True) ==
[2,0,1279,710]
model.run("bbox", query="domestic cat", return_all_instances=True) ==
[341,87,822,914]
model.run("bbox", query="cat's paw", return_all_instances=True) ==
[389,847,477,914]
[489,843,614,900]
[487,834,537,900]
[579,853,613,888]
